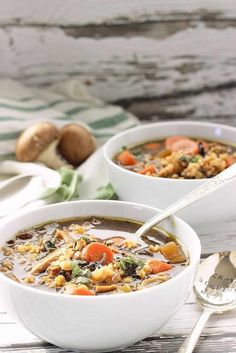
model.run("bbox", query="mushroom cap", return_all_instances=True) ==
[16,122,59,162]
[58,124,96,165]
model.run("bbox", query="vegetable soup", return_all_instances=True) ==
[114,136,236,179]
[0,217,188,296]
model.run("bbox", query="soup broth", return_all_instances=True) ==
[114,136,236,179]
[0,217,188,296]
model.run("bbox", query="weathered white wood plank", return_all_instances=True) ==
[1,0,236,26]
[0,336,236,353]
[125,89,236,121]
[1,25,236,104]
[1,334,236,353]
[1,1,236,111]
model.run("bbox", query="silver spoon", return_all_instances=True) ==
[178,251,236,353]
[135,163,236,238]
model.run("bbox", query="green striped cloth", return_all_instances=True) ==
[0,79,139,159]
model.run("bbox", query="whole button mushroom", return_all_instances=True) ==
[58,124,96,166]
[16,122,70,169]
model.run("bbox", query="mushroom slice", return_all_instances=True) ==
[140,274,169,287]
[55,229,75,244]
[5,272,20,283]
[95,284,117,293]
[31,248,64,275]
[16,122,71,169]
[58,124,96,166]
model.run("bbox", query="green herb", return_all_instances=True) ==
[76,260,88,267]
[44,240,56,252]
[71,263,83,278]
[73,276,90,285]
[179,155,199,164]
[82,268,92,278]
[59,167,82,201]
[41,167,82,202]
[71,262,92,279]
[81,236,92,245]
[118,256,144,276]
[191,156,199,163]
[95,183,118,200]
[132,149,142,157]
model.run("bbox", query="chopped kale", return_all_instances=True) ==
[81,236,92,245]
[132,149,142,157]
[44,240,56,252]
[179,155,199,165]
[82,268,92,278]
[86,261,103,272]
[95,183,118,200]
[71,262,92,279]
[118,256,144,276]
[198,142,205,157]
[76,260,88,268]
[71,263,83,278]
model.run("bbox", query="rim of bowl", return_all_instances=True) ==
[103,120,236,183]
[0,200,201,301]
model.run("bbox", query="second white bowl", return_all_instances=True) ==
[103,121,236,226]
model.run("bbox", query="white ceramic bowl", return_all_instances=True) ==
[103,121,236,226]
[0,200,200,352]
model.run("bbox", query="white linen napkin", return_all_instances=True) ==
[0,79,139,215]
[0,79,138,159]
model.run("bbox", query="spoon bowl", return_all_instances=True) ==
[178,251,236,353]
[194,251,236,311]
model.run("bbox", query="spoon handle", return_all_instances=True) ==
[178,310,212,353]
[135,163,236,238]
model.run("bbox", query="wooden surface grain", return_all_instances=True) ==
[0,0,236,122]
[1,0,236,26]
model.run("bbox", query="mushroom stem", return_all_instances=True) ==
[37,140,72,170]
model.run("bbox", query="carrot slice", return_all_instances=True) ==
[170,139,198,155]
[138,164,156,175]
[144,142,160,150]
[225,156,235,167]
[82,242,114,264]
[71,286,95,296]
[147,259,172,274]
[165,136,188,148]
[117,150,137,165]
